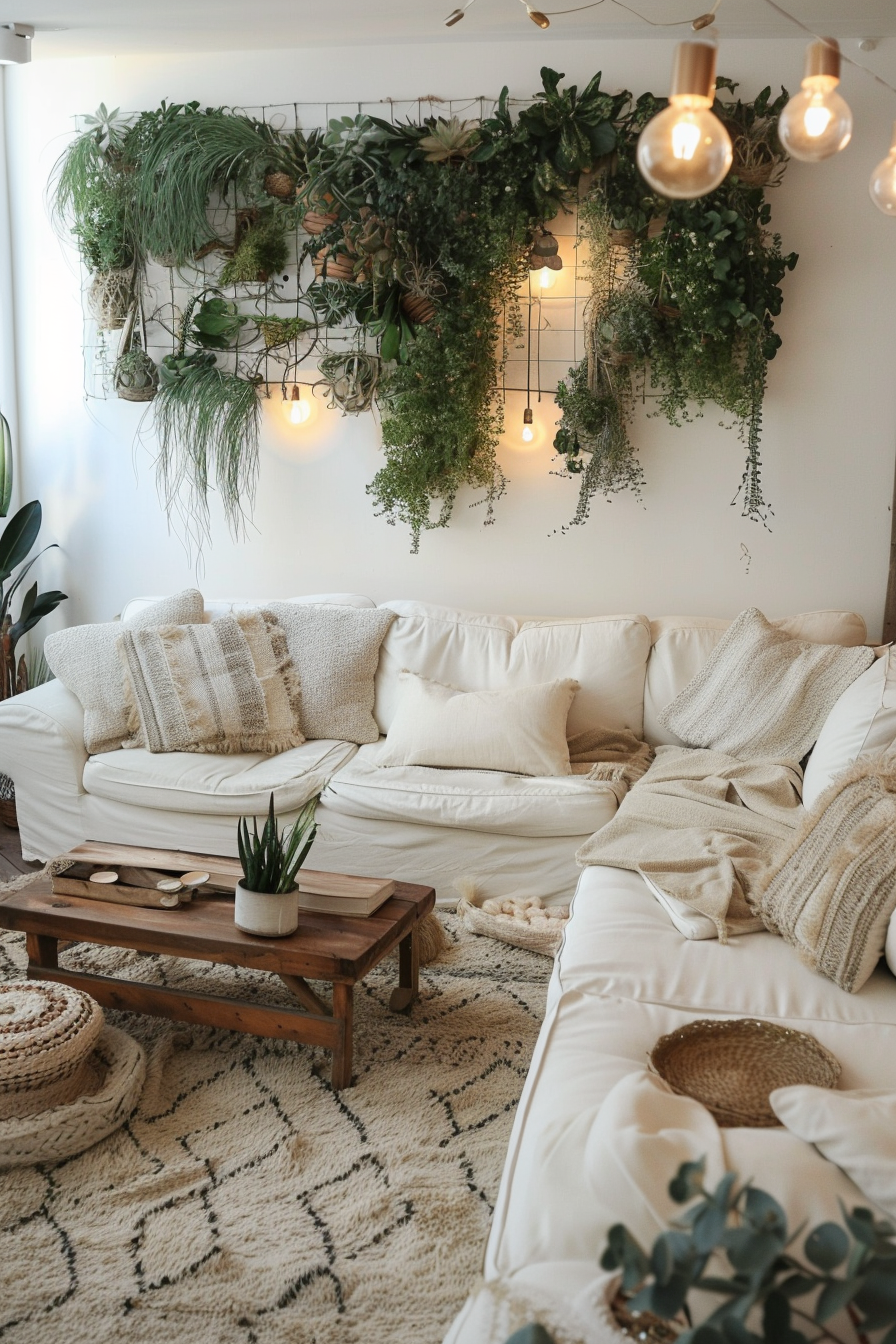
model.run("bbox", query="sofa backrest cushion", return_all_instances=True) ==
[644,610,868,747]
[120,593,376,623]
[374,601,651,738]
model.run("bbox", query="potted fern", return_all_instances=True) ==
[235,792,319,937]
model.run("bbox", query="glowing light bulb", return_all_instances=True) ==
[538,266,557,289]
[778,39,852,162]
[636,42,733,200]
[522,407,534,442]
[281,384,310,426]
[870,121,896,216]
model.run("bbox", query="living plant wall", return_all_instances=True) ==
[52,71,797,553]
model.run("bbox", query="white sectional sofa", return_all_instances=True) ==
[0,595,866,911]
[4,592,892,1344]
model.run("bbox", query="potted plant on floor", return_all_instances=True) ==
[235,792,319,937]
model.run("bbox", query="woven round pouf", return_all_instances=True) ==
[0,981,105,1118]
[0,1022,145,1168]
[650,1017,841,1127]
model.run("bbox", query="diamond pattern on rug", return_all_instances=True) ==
[0,914,548,1344]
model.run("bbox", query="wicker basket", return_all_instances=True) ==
[401,292,436,325]
[650,1018,841,1128]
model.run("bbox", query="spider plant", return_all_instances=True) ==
[237,793,319,894]
[0,501,67,701]
[132,107,295,265]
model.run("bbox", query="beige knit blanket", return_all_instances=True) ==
[576,744,804,940]
[756,754,896,992]
[567,726,654,798]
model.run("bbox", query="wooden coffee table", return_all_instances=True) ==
[0,856,435,1091]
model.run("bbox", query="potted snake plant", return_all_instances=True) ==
[235,792,319,937]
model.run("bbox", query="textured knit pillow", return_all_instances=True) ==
[44,589,205,755]
[756,755,896,992]
[117,611,303,755]
[265,602,396,744]
[376,672,579,776]
[658,607,874,762]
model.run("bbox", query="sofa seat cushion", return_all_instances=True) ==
[486,990,896,1285]
[324,747,619,837]
[555,865,896,1026]
[83,739,357,816]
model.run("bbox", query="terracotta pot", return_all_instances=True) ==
[303,209,340,236]
[234,881,300,938]
[312,248,357,282]
[609,228,637,247]
[401,292,436,324]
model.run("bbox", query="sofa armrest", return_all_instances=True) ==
[0,680,87,860]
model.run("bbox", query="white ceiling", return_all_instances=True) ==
[1,0,895,57]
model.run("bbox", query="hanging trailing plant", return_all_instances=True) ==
[555,78,797,528]
[151,296,260,540]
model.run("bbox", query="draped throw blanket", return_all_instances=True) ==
[567,726,654,796]
[576,744,804,941]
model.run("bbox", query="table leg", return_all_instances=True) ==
[331,982,353,1090]
[389,927,419,1013]
[26,932,58,970]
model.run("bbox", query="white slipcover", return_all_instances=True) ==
[323,748,619,837]
[83,740,357,815]
[374,601,652,738]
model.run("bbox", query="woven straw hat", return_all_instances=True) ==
[0,981,145,1168]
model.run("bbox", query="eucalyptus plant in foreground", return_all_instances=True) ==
[507,1157,896,1344]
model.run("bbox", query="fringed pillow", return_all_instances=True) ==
[117,610,303,755]
[756,755,896,992]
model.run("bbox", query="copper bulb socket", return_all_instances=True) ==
[527,8,550,27]
[804,37,841,82]
[670,40,718,102]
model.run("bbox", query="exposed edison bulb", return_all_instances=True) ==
[522,407,534,442]
[538,266,557,289]
[636,42,733,200]
[281,384,310,426]
[870,122,896,215]
[778,39,852,162]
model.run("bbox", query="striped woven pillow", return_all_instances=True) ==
[117,610,303,755]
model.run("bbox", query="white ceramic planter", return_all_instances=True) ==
[234,881,300,938]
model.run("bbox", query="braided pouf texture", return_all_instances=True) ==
[0,981,105,1118]
[0,1022,145,1168]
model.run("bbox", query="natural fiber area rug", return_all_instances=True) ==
[0,915,549,1344]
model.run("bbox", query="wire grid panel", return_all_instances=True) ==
[78,98,588,408]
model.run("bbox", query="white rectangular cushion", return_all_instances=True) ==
[120,592,377,623]
[643,611,868,747]
[323,746,619,837]
[83,739,357,815]
[374,601,651,738]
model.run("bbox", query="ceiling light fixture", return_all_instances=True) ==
[0,23,33,65]
[870,121,896,216]
[636,40,733,200]
[778,38,852,161]
[527,8,551,27]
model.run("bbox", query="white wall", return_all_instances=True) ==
[4,37,896,634]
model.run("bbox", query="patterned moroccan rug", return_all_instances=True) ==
[0,915,549,1344]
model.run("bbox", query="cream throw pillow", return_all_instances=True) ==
[44,589,205,755]
[803,649,896,809]
[117,611,303,755]
[376,672,578,777]
[658,607,874,762]
[265,602,396,744]
[771,1085,896,1222]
